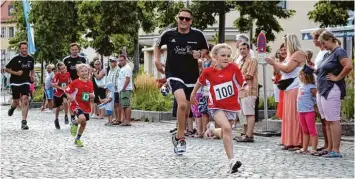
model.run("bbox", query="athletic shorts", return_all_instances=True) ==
[54,95,67,108]
[210,109,237,121]
[72,107,90,121]
[169,80,193,101]
[11,84,30,99]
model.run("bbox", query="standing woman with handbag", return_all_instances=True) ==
[92,59,106,119]
[265,34,306,151]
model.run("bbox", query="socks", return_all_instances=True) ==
[76,134,81,140]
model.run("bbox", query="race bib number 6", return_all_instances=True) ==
[213,81,234,100]
[82,92,90,101]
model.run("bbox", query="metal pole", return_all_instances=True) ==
[218,1,226,43]
[263,64,268,130]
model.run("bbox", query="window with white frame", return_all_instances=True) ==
[1,27,6,38]
[8,27,14,38]
[277,0,287,9]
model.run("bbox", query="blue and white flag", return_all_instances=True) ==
[22,0,36,54]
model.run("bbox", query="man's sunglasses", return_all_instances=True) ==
[178,16,191,21]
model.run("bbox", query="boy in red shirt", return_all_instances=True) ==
[64,64,94,147]
[52,62,71,129]
[191,44,247,174]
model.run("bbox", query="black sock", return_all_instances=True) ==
[65,114,68,117]
[22,120,26,124]
[71,115,75,120]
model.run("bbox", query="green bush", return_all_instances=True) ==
[131,90,173,112]
[258,96,277,110]
[33,88,44,102]
[341,74,354,122]
[131,72,173,112]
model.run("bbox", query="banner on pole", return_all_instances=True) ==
[22,0,36,54]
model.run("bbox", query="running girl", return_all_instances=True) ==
[190,43,247,174]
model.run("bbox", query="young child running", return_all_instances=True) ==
[52,62,71,129]
[64,64,94,147]
[99,82,115,126]
[190,43,247,174]
[296,65,318,155]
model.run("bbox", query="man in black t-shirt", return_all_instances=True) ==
[62,43,87,122]
[5,41,35,130]
[154,8,208,155]
[63,43,87,80]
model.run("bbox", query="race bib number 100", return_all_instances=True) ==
[82,92,90,101]
[213,81,234,100]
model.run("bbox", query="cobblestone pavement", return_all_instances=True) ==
[1,107,354,178]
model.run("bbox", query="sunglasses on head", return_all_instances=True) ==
[178,16,191,21]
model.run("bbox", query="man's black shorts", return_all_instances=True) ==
[114,92,119,104]
[74,108,90,121]
[94,88,106,104]
[54,95,67,108]
[169,80,193,101]
[11,84,30,99]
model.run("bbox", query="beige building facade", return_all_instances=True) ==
[139,0,354,96]
[1,0,17,68]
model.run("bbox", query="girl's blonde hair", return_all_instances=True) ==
[76,63,89,71]
[319,30,342,46]
[284,33,303,55]
[210,43,232,58]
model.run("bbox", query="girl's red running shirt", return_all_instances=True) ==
[52,72,71,97]
[64,79,94,113]
[198,63,246,111]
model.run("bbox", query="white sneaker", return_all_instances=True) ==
[91,114,97,119]
[229,159,242,174]
[44,109,51,113]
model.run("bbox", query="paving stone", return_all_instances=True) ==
[0,108,354,178]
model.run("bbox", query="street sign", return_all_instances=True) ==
[257,32,267,53]
[257,32,267,64]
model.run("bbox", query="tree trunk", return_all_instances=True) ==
[218,1,226,43]
[40,59,44,84]
[133,32,139,74]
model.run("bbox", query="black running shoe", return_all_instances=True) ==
[229,159,242,174]
[64,116,69,124]
[55,119,60,129]
[21,120,29,130]
[8,106,15,116]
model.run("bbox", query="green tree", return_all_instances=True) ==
[154,1,295,46]
[308,0,354,27]
[78,1,156,73]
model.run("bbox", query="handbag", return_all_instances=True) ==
[95,76,106,88]
[277,77,295,90]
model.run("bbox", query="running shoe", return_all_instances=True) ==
[229,159,242,174]
[8,106,15,116]
[21,120,29,130]
[174,137,186,154]
[75,139,83,147]
[54,119,60,129]
[64,116,69,124]
[70,123,78,136]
